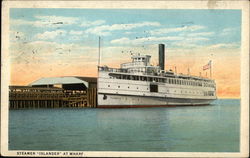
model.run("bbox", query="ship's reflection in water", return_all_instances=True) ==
[9,99,239,152]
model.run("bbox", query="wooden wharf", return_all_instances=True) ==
[9,86,97,109]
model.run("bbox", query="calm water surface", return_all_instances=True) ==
[9,99,240,152]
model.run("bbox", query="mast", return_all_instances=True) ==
[98,36,101,66]
[210,60,212,79]
[97,36,101,107]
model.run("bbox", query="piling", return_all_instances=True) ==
[9,86,97,109]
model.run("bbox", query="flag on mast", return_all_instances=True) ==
[203,60,212,71]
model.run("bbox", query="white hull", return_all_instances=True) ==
[97,93,216,108]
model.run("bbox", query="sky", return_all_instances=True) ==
[9,9,241,98]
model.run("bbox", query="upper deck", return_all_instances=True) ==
[98,66,215,84]
[99,54,214,82]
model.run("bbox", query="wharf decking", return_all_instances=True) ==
[9,86,97,109]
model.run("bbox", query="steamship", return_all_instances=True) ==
[97,44,217,108]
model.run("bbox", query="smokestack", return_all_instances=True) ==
[159,44,165,70]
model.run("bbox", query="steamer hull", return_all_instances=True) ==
[97,93,216,108]
[97,70,217,108]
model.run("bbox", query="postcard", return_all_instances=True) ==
[1,0,249,157]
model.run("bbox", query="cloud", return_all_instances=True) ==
[11,15,79,28]
[85,21,161,36]
[170,37,210,48]
[35,30,67,40]
[11,16,106,29]
[220,27,238,36]
[150,25,205,35]
[80,20,106,27]
[208,43,240,49]
[10,40,99,65]
[10,19,33,26]
[125,31,135,35]
[111,36,184,45]
[33,15,78,27]
[186,32,214,37]
[111,37,131,45]
[69,30,84,35]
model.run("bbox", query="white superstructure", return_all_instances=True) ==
[97,44,217,108]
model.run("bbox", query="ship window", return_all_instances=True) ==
[118,86,120,88]
[108,85,110,87]
[150,84,158,92]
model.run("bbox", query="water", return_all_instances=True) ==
[9,99,240,152]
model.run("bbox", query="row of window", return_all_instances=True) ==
[128,68,146,73]
[106,84,215,96]
[109,74,215,88]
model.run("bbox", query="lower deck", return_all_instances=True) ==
[97,93,216,107]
